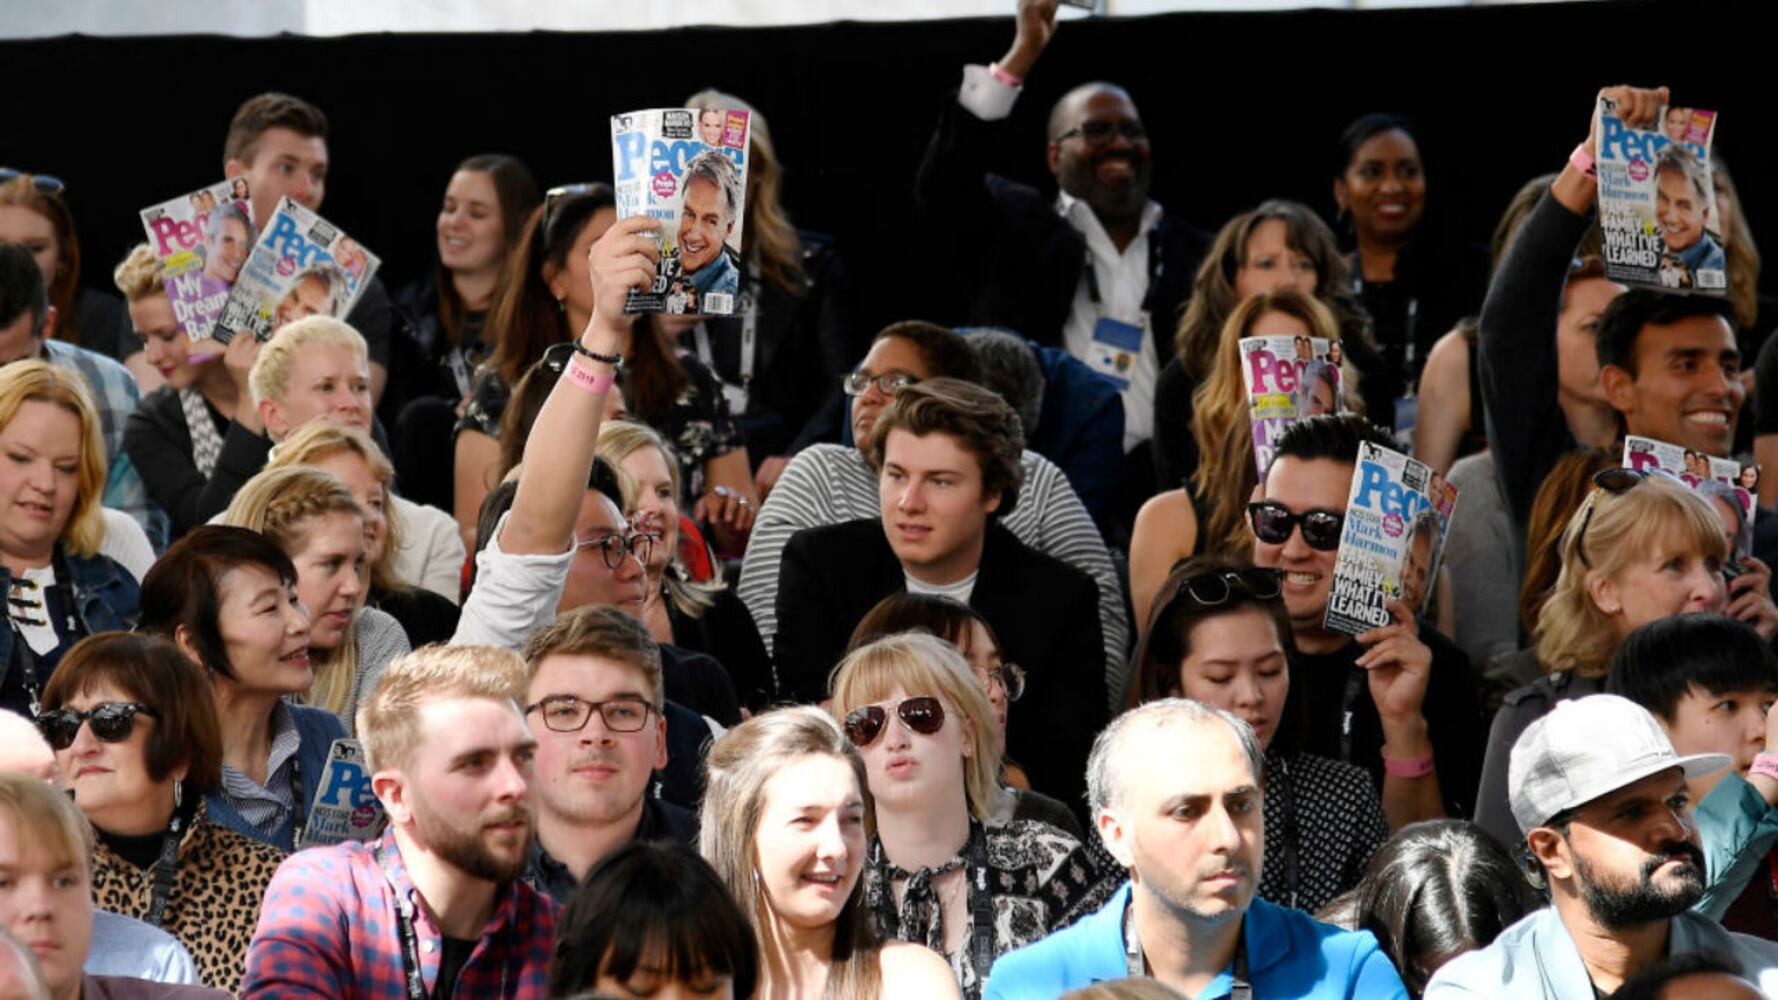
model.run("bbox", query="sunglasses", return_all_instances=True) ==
[36,702,158,751]
[1573,467,1678,568]
[1172,567,1285,608]
[541,182,605,245]
[0,167,65,196]
[843,696,945,748]
[1247,502,1344,551]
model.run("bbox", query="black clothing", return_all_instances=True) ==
[667,586,772,713]
[124,385,231,539]
[659,642,741,729]
[522,795,699,905]
[369,585,460,648]
[1350,238,1489,406]
[73,287,136,361]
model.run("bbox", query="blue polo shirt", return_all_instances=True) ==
[983,882,1407,999]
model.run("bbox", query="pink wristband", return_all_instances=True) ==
[988,61,1023,88]
[564,359,615,394]
[1751,752,1778,783]
[1383,751,1436,779]
[1569,142,1596,178]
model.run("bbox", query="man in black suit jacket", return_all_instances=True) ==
[774,378,1106,810]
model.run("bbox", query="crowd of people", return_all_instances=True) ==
[4,2,1778,998]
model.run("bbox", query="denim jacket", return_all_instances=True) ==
[0,545,140,708]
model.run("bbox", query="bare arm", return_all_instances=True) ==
[453,429,500,551]
[1412,327,1471,477]
[1127,490,1197,636]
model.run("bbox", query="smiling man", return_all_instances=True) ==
[243,645,557,998]
[774,377,1104,812]
[1427,695,1778,997]
[674,151,741,303]
[1653,144,1725,287]
[984,699,1406,999]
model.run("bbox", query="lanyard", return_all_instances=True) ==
[1339,667,1366,764]
[1082,225,1164,316]
[7,557,86,715]
[692,263,760,416]
[963,822,995,988]
[445,347,474,400]
[1349,264,1421,388]
[143,812,185,927]
[1272,756,1301,911]
[376,844,431,1000]
[1124,900,1251,998]
[288,753,308,849]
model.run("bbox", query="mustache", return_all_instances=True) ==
[481,808,529,830]
[1643,841,1705,878]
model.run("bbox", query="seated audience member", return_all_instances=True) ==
[738,321,1127,708]
[0,709,201,987]
[494,344,630,481]
[221,92,397,402]
[682,89,864,489]
[1331,112,1489,425]
[549,840,757,999]
[700,706,959,997]
[1126,558,1389,911]
[597,419,770,708]
[0,360,140,718]
[455,186,616,548]
[0,243,154,539]
[1319,820,1538,997]
[1155,199,1379,490]
[386,154,539,509]
[845,592,1070,831]
[1248,414,1484,821]
[1607,614,1778,935]
[38,633,283,993]
[518,606,698,904]
[774,378,1104,810]
[1130,289,1353,631]
[914,2,1208,464]
[264,424,461,643]
[221,465,411,729]
[137,526,347,852]
[0,774,229,1000]
[965,327,1124,520]
[830,633,1116,998]
[0,169,134,367]
[243,645,555,995]
[984,699,1407,998]
[1425,695,1778,996]
[1472,470,1774,850]
[1613,951,1764,1000]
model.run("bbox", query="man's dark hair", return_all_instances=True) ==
[0,242,47,337]
[1612,950,1749,1000]
[866,377,1025,517]
[224,92,330,165]
[1606,613,1778,722]
[1595,289,1737,374]
[1266,413,1396,474]
[138,526,299,682]
[872,320,981,384]
[550,841,757,999]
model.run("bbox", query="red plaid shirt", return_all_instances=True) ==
[243,831,556,998]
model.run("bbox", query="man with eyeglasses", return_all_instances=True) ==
[1249,414,1484,827]
[916,0,1206,457]
[514,606,696,905]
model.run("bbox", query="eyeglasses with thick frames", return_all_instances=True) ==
[0,168,66,196]
[524,695,656,733]
[842,371,916,398]
[575,531,655,570]
[1054,120,1147,145]
[1246,502,1345,552]
[844,696,945,748]
[36,702,158,751]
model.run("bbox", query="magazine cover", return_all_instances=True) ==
[611,107,751,315]
[1622,434,1756,559]
[214,197,380,343]
[296,739,385,848]
[1596,97,1724,293]
[1240,334,1343,477]
[138,178,255,340]
[1323,442,1456,635]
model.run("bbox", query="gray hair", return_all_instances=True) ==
[283,262,350,314]
[1655,143,1711,203]
[963,328,1044,436]
[1086,698,1264,815]
[683,149,743,226]
[204,199,253,246]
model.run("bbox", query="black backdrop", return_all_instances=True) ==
[4,0,1768,339]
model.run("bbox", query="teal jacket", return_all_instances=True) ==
[1696,772,1778,920]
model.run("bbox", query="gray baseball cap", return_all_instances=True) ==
[1508,694,1732,835]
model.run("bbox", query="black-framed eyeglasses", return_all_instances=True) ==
[575,530,655,570]
[976,663,1026,702]
[524,694,655,733]
[541,182,604,244]
[35,702,158,751]
[1246,502,1344,552]
[0,168,65,196]
[1054,120,1147,145]
[844,696,946,748]
[1572,467,1674,568]
[842,371,916,398]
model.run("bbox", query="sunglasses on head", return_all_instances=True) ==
[541,182,603,245]
[843,696,945,748]
[1246,502,1344,551]
[36,702,158,751]
[0,167,65,196]
[1573,467,1680,567]
[1170,567,1285,610]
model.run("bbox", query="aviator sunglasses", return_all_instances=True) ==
[1246,501,1344,551]
[35,702,158,751]
[843,696,945,748]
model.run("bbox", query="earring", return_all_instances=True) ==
[556,296,567,314]
[173,779,183,810]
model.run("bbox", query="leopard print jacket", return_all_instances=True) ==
[90,799,286,994]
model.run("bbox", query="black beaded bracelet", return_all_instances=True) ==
[573,343,623,367]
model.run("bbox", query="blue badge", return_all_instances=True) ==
[1087,317,1145,391]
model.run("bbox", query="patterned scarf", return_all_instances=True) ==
[179,389,224,478]
[870,820,982,955]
